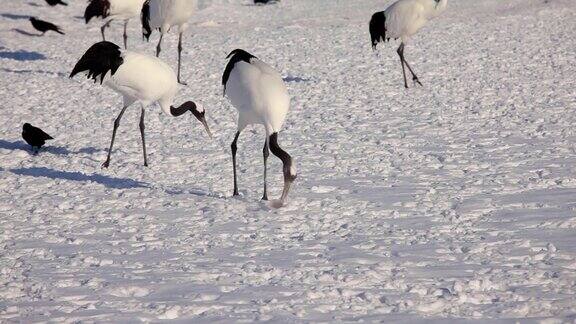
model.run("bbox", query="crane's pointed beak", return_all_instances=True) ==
[279,180,293,203]
[269,179,294,208]
[200,116,213,138]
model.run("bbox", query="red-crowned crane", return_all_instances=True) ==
[70,41,211,168]
[141,0,197,85]
[370,0,448,88]
[84,0,147,49]
[222,49,297,207]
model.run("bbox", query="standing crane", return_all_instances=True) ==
[369,0,448,88]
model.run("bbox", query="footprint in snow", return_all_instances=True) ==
[108,286,150,298]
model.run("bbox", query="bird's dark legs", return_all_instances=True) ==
[101,19,112,41]
[139,107,148,167]
[403,59,422,86]
[156,33,163,57]
[262,140,269,201]
[397,43,422,87]
[177,32,186,85]
[231,131,241,196]
[397,43,409,88]
[102,105,128,168]
[123,20,128,49]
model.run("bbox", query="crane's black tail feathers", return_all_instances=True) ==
[70,41,124,84]
[141,0,152,41]
[369,11,387,50]
[84,0,110,24]
[56,28,65,35]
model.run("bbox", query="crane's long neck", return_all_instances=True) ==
[269,132,297,203]
[166,101,213,138]
[170,104,189,116]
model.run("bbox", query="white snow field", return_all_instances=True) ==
[1,0,576,321]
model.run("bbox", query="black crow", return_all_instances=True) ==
[22,123,53,153]
[29,17,65,35]
[45,0,68,6]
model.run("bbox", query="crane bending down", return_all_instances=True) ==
[369,0,447,88]
[70,41,211,168]
[141,0,197,85]
[84,0,146,49]
[222,49,297,206]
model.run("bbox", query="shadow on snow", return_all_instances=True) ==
[11,167,149,189]
[283,76,312,83]
[0,13,30,20]
[0,48,45,60]
[1,68,67,77]
[0,139,104,155]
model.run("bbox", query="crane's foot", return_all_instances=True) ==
[101,160,110,168]
[413,76,423,87]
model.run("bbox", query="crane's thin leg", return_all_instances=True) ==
[231,131,241,196]
[102,105,128,168]
[262,139,270,201]
[397,43,409,88]
[402,59,422,87]
[177,32,187,85]
[101,19,112,41]
[123,20,128,49]
[398,43,422,87]
[139,106,148,167]
[156,33,163,57]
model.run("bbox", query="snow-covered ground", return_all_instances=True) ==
[1,0,576,321]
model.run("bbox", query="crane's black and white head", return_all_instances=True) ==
[170,101,212,138]
[190,102,212,138]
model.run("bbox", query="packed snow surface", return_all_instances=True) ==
[1,0,576,322]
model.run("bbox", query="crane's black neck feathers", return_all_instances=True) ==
[70,41,124,84]
[269,132,296,182]
[222,49,256,94]
[141,0,153,41]
[369,11,387,50]
[170,101,197,117]
[85,0,110,23]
